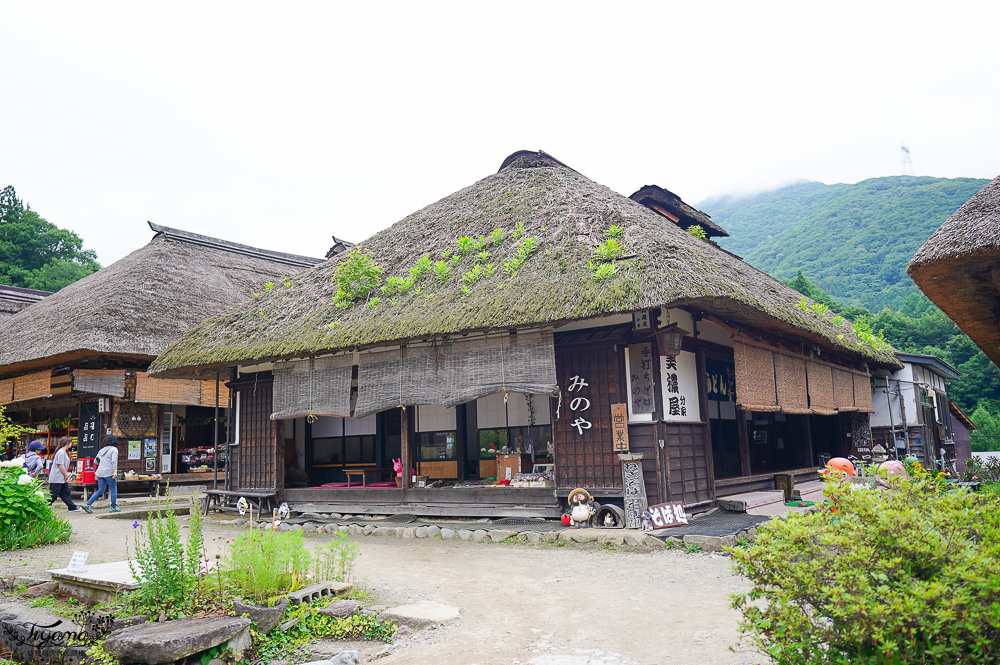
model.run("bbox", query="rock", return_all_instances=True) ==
[302,524,318,534]
[487,529,516,542]
[557,531,574,544]
[384,601,460,629]
[540,531,558,543]
[363,525,375,535]
[103,616,251,665]
[23,581,57,597]
[623,532,646,547]
[268,660,288,665]
[415,526,428,538]
[426,525,440,537]
[683,534,722,552]
[392,624,414,643]
[471,529,488,542]
[290,524,303,531]
[318,600,360,618]
[320,524,336,534]
[349,525,363,536]
[232,519,246,526]
[525,531,542,544]
[457,529,473,541]
[597,532,625,546]
[232,597,288,633]
[440,528,456,539]
[299,651,361,665]
[395,527,406,537]
[570,531,597,544]
[401,527,417,539]
[277,523,291,531]
[337,525,349,533]
[13,575,48,589]
[227,626,252,658]
[361,604,387,618]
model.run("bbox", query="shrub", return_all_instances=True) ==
[312,530,359,583]
[962,455,1000,483]
[225,529,312,604]
[127,495,207,615]
[0,458,71,551]
[731,476,1000,664]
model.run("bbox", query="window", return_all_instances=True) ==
[311,415,376,465]
[475,393,552,461]
[416,405,457,462]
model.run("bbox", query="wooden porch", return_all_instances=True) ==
[283,486,561,519]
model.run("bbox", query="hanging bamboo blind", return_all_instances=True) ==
[733,341,779,411]
[805,362,837,415]
[73,369,127,397]
[853,372,875,413]
[832,368,858,412]
[200,380,231,409]
[0,378,13,405]
[773,353,811,414]
[11,370,52,403]
[271,355,353,419]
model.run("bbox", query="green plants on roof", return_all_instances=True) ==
[594,238,625,262]
[604,224,625,238]
[686,225,707,239]
[502,235,539,279]
[433,260,451,284]
[589,261,616,281]
[491,228,504,245]
[456,236,476,256]
[331,248,384,309]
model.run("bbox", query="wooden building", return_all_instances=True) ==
[0,223,320,482]
[949,401,976,475]
[0,284,50,321]
[870,352,960,467]
[909,175,1000,371]
[150,151,901,517]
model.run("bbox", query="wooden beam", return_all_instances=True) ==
[400,407,412,489]
[737,409,752,477]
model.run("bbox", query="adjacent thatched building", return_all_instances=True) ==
[150,150,900,518]
[0,223,320,478]
[909,175,1000,370]
[0,284,50,321]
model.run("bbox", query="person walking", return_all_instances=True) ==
[82,435,119,514]
[48,436,80,512]
[22,441,46,478]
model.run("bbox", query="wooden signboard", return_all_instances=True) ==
[78,401,100,458]
[644,501,689,529]
[611,403,629,452]
[627,343,656,414]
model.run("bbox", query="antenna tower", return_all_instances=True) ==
[901,146,915,183]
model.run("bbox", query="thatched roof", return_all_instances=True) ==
[908,175,1000,368]
[0,285,50,320]
[150,151,900,378]
[629,185,729,238]
[0,223,321,378]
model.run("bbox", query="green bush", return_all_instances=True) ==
[224,529,312,604]
[731,476,1000,664]
[0,458,71,550]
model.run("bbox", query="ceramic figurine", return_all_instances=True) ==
[640,509,653,532]
[567,488,596,528]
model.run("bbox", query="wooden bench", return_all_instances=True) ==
[201,489,277,516]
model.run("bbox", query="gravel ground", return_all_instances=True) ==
[1,505,768,665]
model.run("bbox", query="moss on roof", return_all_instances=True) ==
[150,154,900,377]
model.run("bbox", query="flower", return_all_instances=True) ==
[16,474,32,485]
[0,458,25,468]
[35,491,45,499]
[132,521,140,529]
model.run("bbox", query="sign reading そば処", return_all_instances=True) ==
[644,501,689,529]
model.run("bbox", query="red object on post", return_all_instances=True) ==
[76,458,97,484]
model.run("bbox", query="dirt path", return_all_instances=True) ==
[2,508,767,665]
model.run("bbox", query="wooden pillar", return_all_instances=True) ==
[695,347,716,498]
[400,407,412,490]
[802,414,815,468]
[737,409,752,477]
[274,419,286,494]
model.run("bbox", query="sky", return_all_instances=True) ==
[2,1,999,266]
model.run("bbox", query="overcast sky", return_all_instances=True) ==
[2,2,999,265]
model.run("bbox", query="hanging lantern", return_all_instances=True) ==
[655,324,690,356]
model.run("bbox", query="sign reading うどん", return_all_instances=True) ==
[660,351,701,423]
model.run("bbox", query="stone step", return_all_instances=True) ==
[717,490,786,512]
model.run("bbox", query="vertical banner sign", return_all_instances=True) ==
[705,357,736,402]
[611,403,630,452]
[160,411,173,473]
[78,401,100,457]
[627,343,656,414]
[660,351,701,423]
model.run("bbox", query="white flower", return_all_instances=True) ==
[35,491,46,499]
[0,458,25,468]
[17,474,32,485]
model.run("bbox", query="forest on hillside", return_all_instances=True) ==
[699,176,989,313]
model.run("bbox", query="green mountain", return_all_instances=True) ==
[698,176,990,313]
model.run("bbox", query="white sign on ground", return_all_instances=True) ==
[67,551,89,572]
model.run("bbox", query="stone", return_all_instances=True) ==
[426,525,440,537]
[321,524,336,534]
[623,532,646,547]
[302,524,318,534]
[471,529,488,542]
[349,525,363,536]
[337,525,349,533]
[384,601,460,629]
[290,524,303,531]
[268,660,288,665]
[392,624,414,643]
[414,526,428,538]
[103,616,251,665]
[232,519,246,526]
[287,581,352,605]
[318,600,360,619]
[361,604,386,618]
[570,531,598,544]
[457,529,473,541]
[487,529,516,542]
[440,528,456,539]
[23,581,57,597]
[395,527,406,537]
[298,651,361,665]
[540,531,558,543]
[363,525,376,535]
[597,532,625,546]
[683,534,722,552]
[525,531,542,544]
[277,523,291,531]
[401,527,417,539]
[227,625,253,658]
[557,530,574,544]
[232,596,288,633]
[12,575,48,589]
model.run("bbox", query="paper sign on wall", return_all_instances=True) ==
[660,351,701,423]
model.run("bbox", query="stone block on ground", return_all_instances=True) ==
[457,529,473,541]
[487,529,516,542]
[317,600,360,619]
[524,531,542,544]
[540,531,559,542]
[401,527,417,539]
[570,530,598,544]
[471,529,488,542]
[392,624,414,643]
[103,616,251,665]
[557,530,574,543]
[623,532,647,547]
[23,581,58,597]
[683,534,722,552]
[440,527,455,539]
[12,575,48,589]
[298,650,361,665]
[415,526,428,538]
[426,525,440,537]
[232,596,288,633]
[383,601,460,629]
[287,581,352,606]
[597,532,625,546]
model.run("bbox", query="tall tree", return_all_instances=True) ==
[0,186,100,291]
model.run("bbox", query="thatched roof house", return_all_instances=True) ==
[0,284,50,321]
[0,223,321,379]
[908,175,1000,369]
[629,185,729,238]
[151,152,897,378]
